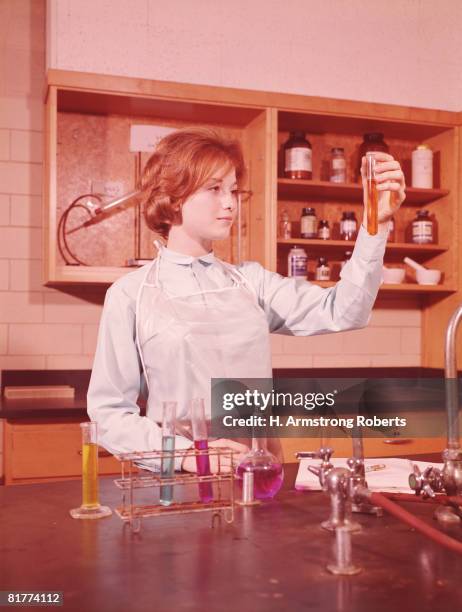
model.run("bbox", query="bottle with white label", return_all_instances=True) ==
[340,211,358,241]
[318,219,330,240]
[288,246,308,279]
[329,147,346,183]
[284,131,312,180]
[300,207,317,238]
[412,145,433,189]
[315,257,331,281]
[412,210,434,244]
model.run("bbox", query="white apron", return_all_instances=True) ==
[135,244,273,423]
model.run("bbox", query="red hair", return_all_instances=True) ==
[141,127,246,238]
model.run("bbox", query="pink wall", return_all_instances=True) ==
[47,0,462,111]
[0,0,102,374]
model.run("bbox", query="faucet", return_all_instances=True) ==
[409,303,462,524]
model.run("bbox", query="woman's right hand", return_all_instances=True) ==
[181,439,249,473]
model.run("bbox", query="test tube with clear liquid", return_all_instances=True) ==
[70,422,112,519]
[160,401,176,506]
[191,398,213,503]
[365,152,378,236]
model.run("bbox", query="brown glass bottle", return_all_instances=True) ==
[356,133,389,182]
[284,131,312,180]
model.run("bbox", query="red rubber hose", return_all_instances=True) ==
[382,492,462,508]
[358,488,462,555]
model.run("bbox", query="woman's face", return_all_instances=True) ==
[179,167,239,243]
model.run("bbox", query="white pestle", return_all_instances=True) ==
[403,257,427,272]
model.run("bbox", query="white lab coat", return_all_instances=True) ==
[87,224,388,468]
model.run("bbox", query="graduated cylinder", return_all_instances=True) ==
[70,421,112,520]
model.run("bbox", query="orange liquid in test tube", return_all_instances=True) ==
[366,154,378,235]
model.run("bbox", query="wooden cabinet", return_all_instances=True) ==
[274,110,458,297]
[44,70,271,284]
[3,418,122,485]
[43,69,462,368]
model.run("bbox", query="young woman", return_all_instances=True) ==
[87,127,406,473]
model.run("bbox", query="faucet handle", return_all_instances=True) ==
[318,447,334,463]
[409,465,440,499]
[346,457,365,478]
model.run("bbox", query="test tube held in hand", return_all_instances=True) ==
[366,152,378,235]
[160,401,177,506]
[191,398,213,503]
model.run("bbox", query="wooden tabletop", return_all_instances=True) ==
[1,462,461,612]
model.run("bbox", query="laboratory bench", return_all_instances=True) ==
[1,461,461,612]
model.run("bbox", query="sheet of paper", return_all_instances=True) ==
[295,457,444,494]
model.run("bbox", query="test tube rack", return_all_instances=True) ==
[113,447,235,532]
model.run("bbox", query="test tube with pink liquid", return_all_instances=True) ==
[191,398,213,503]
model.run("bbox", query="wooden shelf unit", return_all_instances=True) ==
[278,238,448,256]
[43,69,461,368]
[277,178,449,204]
[44,71,272,284]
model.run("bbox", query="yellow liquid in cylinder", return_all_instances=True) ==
[82,442,99,508]
[367,178,378,235]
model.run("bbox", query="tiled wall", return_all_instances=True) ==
[271,305,421,369]
[0,0,100,373]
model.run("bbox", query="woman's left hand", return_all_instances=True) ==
[360,152,406,229]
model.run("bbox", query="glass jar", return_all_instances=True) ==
[300,207,317,238]
[329,147,346,183]
[340,250,353,270]
[318,219,330,240]
[315,257,331,281]
[412,210,434,244]
[284,131,312,180]
[340,211,358,241]
[412,144,433,189]
[278,209,292,239]
[357,133,389,182]
[288,246,308,278]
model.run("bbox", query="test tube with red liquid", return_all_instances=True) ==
[191,398,213,503]
[365,152,378,235]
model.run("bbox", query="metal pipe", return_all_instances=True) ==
[444,304,462,450]
[96,189,140,214]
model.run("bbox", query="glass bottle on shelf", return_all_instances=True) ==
[318,219,330,240]
[340,250,353,270]
[315,257,331,281]
[278,209,292,239]
[357,133,389,182]
[300,207,317,238]
[412,144,433,189]
[288,246,308,279]
[284,131,312,180]
[339,211,358,240]
[411,210,434,244]
[329,147,346,183]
